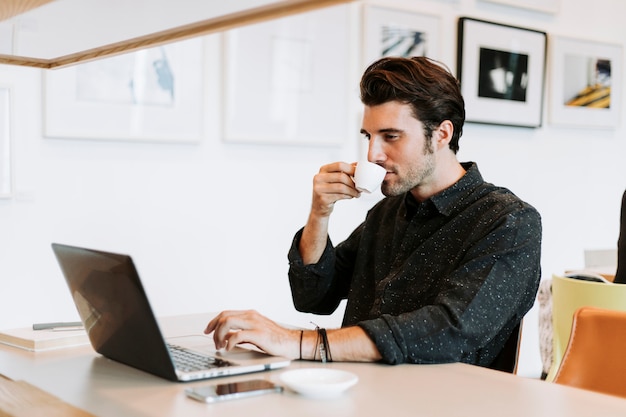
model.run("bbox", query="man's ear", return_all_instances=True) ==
[434,120,454,150]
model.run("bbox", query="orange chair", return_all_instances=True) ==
[546,274,626,381]
[553,306,626,398]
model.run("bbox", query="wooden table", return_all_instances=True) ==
[1,313,625,417]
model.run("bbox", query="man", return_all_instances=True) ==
[205,57,542,369]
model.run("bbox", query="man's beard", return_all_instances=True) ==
[381,138,435,197]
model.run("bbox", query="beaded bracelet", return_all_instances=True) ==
[319,327,331,363]
[311,325,331,363]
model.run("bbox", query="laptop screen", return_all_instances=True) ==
[52,243,178,380]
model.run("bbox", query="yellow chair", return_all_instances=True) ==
[546,274,626,381]
[553,306,626,398]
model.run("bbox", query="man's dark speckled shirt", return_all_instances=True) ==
[288,162,542,367]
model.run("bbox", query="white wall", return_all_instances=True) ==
[1,0,625,379]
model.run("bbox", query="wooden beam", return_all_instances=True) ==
[0,0,355,69]
[0,0,54,22]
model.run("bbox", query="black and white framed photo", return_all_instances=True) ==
[457,17,547,127]
[549,35,622,128]
[362,5,441,67]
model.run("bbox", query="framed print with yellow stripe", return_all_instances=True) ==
[549,36,622,128]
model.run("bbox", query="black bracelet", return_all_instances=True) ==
[319,328,332,363]
[318,328,327,363]
[299,330,303,360]
[310,322,332,363]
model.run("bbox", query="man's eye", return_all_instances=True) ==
[361,134,371,141]
[385,134,399,140]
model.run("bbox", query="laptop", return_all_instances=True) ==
[51,243,291,382]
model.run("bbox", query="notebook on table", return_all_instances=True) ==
[51,243,291,382]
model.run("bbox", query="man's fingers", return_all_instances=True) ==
[204,310,262,349]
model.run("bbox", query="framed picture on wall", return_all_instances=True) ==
[222,4,353,146]
[457,17,547,127]
[549,36,622,128]
[43,37,204,143]
[0,86,12,198]
[362,5,441,67]
[479,0,560,14]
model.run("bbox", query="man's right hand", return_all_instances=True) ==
[299,161,360,265]
[310,161,360,218]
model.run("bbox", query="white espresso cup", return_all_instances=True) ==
[353,160,386,193]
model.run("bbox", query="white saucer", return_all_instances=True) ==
[280,368,358,398]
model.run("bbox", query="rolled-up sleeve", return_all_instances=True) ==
[287,228,352,314]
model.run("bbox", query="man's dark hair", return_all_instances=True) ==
[360,56,465,153]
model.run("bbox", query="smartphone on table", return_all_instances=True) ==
[185,379,283,403]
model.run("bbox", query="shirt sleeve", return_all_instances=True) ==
[287,228,355,314]
[358,205,542,365]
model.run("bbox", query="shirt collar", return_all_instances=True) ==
[404,162,483,217]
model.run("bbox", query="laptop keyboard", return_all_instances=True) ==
[167,344,234,372]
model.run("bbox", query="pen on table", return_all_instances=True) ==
[32,321,84,331]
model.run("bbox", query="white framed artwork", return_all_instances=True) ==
[222,4,352,146]
[480,0,560,14]
[0,86,12,198]
[43,37,204,143]
[549,35,622,128]
[362,5,441,67]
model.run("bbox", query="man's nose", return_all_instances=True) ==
[367,137,386,164]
